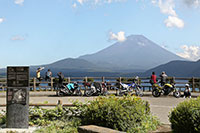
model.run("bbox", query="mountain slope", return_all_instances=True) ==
[29,58,112,76]
[79,35,185,70]
[144,60,200,77]
[44,58,97,69]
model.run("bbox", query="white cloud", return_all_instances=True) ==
[11,35,25,41]
[76,0,125,5]
[109,31,126,42]
[164,15,184,28]
[158,0,177,16]
[183,0,200,8]
[151,0,185,29]
[77,0,84,5]
[176,45,200,61]
[151,0,157,4]
[0,18,4,23]
[14,0,24,5]
[72,3,77,8]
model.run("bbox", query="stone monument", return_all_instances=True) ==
[6,66,29,128]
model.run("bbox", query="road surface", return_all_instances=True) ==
[0,91,198,124]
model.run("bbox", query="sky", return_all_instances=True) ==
[1,0,200,68]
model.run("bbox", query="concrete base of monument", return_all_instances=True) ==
[0,124,39,133]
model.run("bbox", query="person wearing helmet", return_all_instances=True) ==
[183,84,191,98]
[134,76,139,84]
[160,71,168,86]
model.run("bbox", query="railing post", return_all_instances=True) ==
[68,77,70,83]
[51,77,54,91]
[33,78,36,91]
[119,77,122,83]
[172,77,175,85]
[39,80,41,91]
[192,77,195,92]
[117,77,122,95]
[102,77,105,82]
[57,100,63,106]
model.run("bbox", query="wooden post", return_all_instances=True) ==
[137,77,140,84]
[68,77,70,83]
[39,80,41,91]
[172,77,175,84]
[102,77,105,82]
[51,77,54,91]
[33,78,36,91]
[84,77,88,95]
[192,77,195,92]
[57,100,63,106]
[117,77,122,95]
[119,77,122,83]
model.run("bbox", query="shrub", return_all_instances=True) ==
[29,105,64,126]
[169,97,200,133]
[34,119,80,133]
[0,110,6,125]
[72,95,159,132]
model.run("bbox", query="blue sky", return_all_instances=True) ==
[1,0,200,68]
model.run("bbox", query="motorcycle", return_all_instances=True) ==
[119,82,143,97]
[57,82,82,96]
[84,82,108,96]
[152,83,180,98]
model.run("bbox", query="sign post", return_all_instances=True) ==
[6,66,29,128]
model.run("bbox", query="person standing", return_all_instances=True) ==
[183,84,191,98]
[45,69,52,81]
[150,72,157,85]
[36,67,44,81]
[160,71,168,86]
[57,72,64,87]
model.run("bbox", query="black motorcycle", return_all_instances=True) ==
[84,82,108,96]
[56,82,82,96]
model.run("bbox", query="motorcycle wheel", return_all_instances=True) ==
[119,89,126,96]
[152,89,161,97]
[85,89,93,97]
[57,90,64,97]
[75,90,82,96]
[173,90,181,98]
[135,87,144,97]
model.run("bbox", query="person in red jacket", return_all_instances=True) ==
[150,72,157,85]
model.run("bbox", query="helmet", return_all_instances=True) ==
[185,84,189,87]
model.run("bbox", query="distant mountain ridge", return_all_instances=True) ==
[79,35,185,70]
[143,60,200,77]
